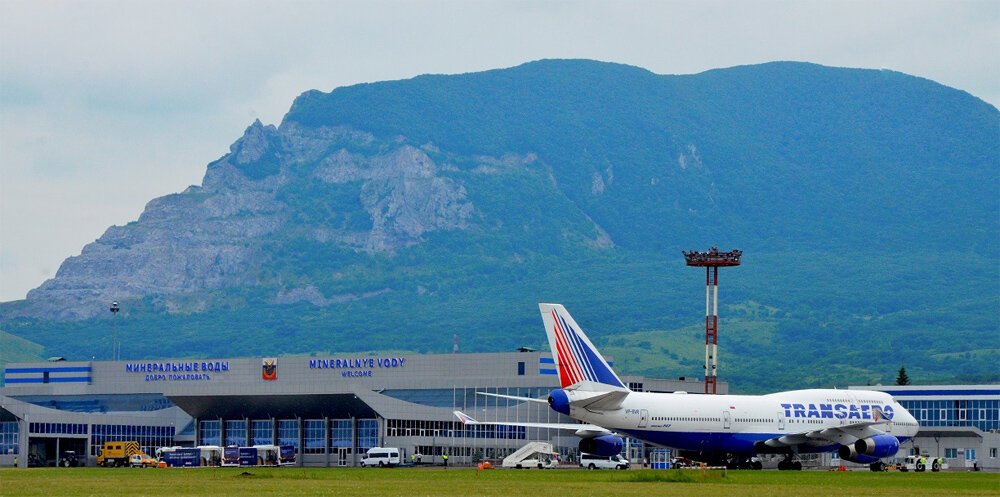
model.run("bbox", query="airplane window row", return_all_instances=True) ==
[735,419,774,424]
[652,417,721,422]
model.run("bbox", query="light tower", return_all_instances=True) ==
[683,247,742,394]
[110,301,120,361]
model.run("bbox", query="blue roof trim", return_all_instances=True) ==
[3,377,90,384]
[5,367,92,373]
[539,357,555,364]
[48,377,92,383]
[878,389,1000,396]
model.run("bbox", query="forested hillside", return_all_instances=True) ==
[2,60,997,392]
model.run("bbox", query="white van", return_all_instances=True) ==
[580,453,629,470]
[361,447,400,467]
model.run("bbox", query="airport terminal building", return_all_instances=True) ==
[0,352,719,468]
[848,384,1000,471]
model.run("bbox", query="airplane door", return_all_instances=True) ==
[639,409,648,428]
[777,411,785,431]
[723,411,731,430]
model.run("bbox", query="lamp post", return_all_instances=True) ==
[110,301,120,360]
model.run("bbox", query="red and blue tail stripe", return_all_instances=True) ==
[547,307,625,389]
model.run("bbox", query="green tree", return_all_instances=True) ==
[895,366,911,385]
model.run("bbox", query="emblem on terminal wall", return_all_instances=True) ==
[262,358,277,380]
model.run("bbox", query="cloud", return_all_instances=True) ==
[1,0,997,301]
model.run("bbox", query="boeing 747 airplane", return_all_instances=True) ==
[455,303,919,470]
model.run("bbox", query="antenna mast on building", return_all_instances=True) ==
[453,334,459,354]
[683,247,742,394]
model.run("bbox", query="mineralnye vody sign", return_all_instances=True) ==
[308,356,406,377]
[122,356,406,381]
[125,361,231,382]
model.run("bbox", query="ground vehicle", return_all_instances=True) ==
[97,441,140,467]
[580,453,629,470]
[221,446,240,466]
[502,442,559,469]
[154,446,181,461]
[361,447,400,467]
[900,455,948,472]
[234,445,295,466]
[161,448,201,467]
[59,450,79,467]
[130,452,157,468]
[196,445,223,466]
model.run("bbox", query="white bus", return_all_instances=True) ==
[361,447,400,467]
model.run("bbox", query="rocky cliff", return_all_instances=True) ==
[3,60,997,390]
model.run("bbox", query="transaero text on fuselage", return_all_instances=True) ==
[309,357,405,377]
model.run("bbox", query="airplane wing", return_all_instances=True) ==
[758,410,893,450]
[453,411,613,438]
[476,391,549,404]
[476,388,628,411]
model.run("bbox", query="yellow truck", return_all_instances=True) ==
[97,441,141,467]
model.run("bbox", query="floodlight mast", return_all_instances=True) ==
[110,301,120,361]
[682,247,742,394]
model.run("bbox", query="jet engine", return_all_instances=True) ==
[579,434,624,457]
[837,444,880,464]
[854,434,900,458]
[548,389,570,415]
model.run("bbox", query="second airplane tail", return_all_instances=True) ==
[539,303,627,391]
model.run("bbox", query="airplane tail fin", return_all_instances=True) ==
[539,303,627,391]
[453,411,479,425]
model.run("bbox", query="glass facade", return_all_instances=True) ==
[199,420,221,446]
[277,419,298,451]
[357,419,378,451]
[303,419,324,454]
[330,419,353,449]
[0,421,18,454]
[12,394,175,413]
[251,420,273,445]
[899,399,999,431]
[90,424,175,455]
[259,418,378,455]
[381,387,552,409]
[224,420,247,446]
[29,422,87,434]
[386,419,526,440]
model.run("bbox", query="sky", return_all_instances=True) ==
[1,0,997,302]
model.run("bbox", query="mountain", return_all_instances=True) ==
[2,60,998,392]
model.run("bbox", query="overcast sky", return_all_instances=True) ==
[1,0,997,302]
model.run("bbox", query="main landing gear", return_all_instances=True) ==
[725,456,763,470]
[777,455,802,471]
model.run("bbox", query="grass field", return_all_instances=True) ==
[1,467,998,497]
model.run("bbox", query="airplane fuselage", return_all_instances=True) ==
[567,388,919,455]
